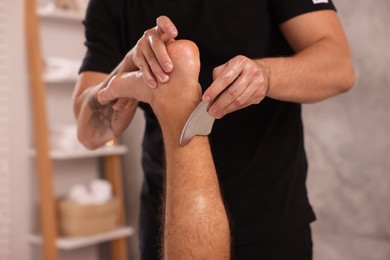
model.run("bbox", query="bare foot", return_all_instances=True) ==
[148,40,202,140]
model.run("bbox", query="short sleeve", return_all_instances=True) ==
[79,0,123,74]
[268,0,336,25]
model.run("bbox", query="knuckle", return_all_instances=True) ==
[238,55,247,60]
[212,67,222,79]
[137,39,147,48]
[223,75,232,83]
[228,85,240,98]
[254,68,264,78]
[212,67,219,76]
[243,101,251,107]
[145,29,152,35]
[236,55,247,63]
[137,59,142,69]
[144,30,154,39]
[150,39,159,49]
[234,98,243,106]
[253,94,264,104]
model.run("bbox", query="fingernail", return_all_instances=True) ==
[169,28,177,36]
[160,73,169,82]
[164,62,173,72]
[149,80,157,88]
[210,108,218,118]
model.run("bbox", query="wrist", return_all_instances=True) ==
[255,59,271,97]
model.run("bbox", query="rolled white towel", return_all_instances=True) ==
[67,184,94,205]
[90,179,113,204]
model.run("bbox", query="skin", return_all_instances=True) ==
[73,11,354,150]
[72,10,354,257]
[72,16,179,149]
[156,40,230,260]
[131,11,355,119]
[97,40,230,259]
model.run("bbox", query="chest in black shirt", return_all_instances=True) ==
[119,0,292,89]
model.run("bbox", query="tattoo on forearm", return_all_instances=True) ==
[87,73,119,137]
[88,97,116,136]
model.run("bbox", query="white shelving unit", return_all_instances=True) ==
[29,145,128,160]
[43,57,80,84]
[37,5,84,22]
[25,2,132,259]
[50,145,128,160]
[28,226,135,250]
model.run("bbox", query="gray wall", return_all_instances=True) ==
[305,1,390,259]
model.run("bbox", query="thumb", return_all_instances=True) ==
[97,87,114,105]
[97,75,119,105]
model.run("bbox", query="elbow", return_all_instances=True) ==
[80,140,101,151]
[77,127,102,151]
[339,62,356,93]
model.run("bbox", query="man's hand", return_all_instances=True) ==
[97,40,201,143]
[130,15,178,88]
[202,55,269,119]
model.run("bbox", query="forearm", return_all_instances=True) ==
[163,136,230,260]
[73,61,139,150]
[75,84,137,150]
[261,34,354,103]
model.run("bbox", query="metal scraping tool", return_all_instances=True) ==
[179,101,215,145]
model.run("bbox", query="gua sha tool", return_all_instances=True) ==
[179,101,215,145]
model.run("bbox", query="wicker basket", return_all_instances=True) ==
[57,198,119,237]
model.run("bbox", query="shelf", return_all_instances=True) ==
[44,57,80,85]
[30,145,128,160]
[28,226,135,250]
[37,6,84,22]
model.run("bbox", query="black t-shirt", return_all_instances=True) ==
[80,0,336,246]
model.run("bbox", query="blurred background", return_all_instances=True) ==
[1,0,389,259]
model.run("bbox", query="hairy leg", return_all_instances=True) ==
[97,40,230,259]
[155,40,230,260]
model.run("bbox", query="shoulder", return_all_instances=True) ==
[268,0,336,25]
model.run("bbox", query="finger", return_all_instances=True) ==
[208,74,248,118]
[148,35,174,74]
[142,40,169,83]
[138,54,158,88]
[202,56,246,102]
[98,85,117,105]
[224,79,261,115]
[112,98,129,111]
[156,16,178,39]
